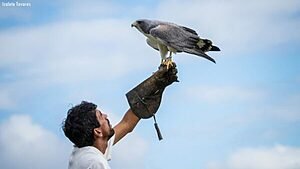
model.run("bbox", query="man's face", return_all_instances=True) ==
[95,110,115,140]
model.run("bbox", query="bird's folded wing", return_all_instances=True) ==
[179,26,198,35]
[149,24,199,51]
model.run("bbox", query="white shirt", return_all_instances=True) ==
[68,135,115,169]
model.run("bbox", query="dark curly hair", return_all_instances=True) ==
[62,101,100,148]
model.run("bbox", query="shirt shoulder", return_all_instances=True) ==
[88,161,106,169]
[69,146,110,169]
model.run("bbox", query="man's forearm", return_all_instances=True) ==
[113,109,140,144]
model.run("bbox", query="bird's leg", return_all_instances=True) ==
[161,58,164,64]
[164,52,173,69]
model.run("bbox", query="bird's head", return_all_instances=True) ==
[131,19,158,34]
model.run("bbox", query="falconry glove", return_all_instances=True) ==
[126,63,178,140]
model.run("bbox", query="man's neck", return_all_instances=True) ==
[93,139,108,154]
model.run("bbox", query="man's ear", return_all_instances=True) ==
[93,128,103,138]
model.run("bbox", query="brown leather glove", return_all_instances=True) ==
[126,63,178,140]
[126,63,178,119]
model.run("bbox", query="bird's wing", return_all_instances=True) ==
[179,26,198,35]
[149,24,198,51]
[150,24,216,63]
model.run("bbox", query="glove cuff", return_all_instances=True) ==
[126,88,164,119]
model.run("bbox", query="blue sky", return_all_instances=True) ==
[0,0,300,169]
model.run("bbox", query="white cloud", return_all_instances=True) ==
[185,85,266,103]
[207,144,300,169]
[111,134,148,169]
[184,85,300,123]
[0,18,156,85]
[0,17,160,110]
[229,145,300,169]
[0,114,71,169]
[0,21,158,126]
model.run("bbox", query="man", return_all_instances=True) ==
[62,64,178,169]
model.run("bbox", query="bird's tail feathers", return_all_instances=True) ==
[210,45,220,51]
[197,39,220,52]
[183,48,216,63]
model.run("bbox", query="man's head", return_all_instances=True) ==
[62,101,114,148]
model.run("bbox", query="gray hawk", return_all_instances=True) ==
[131,19,220,68]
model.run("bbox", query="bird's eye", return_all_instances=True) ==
[137,21,142,24]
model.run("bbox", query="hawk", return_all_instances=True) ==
[131,19,220,68]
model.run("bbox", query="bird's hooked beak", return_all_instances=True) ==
[131,21,138,28]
